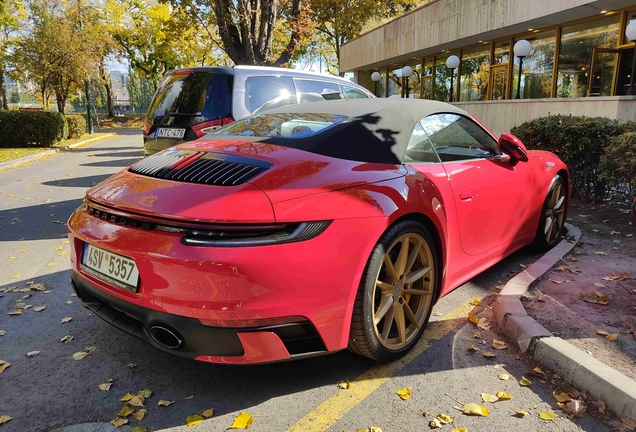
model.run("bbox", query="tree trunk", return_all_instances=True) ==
[0,69,7,110]
[56,92,66,114]
[104,82,114,116]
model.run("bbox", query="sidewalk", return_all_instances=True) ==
[0,133,115,171]
[493,201,636,424]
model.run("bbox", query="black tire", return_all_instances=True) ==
[348,220,440,362]
[533,174,567,251]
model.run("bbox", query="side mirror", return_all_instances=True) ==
[497,133,529,164]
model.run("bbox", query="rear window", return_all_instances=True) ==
[212,113,347,139]
[146,71,232,127]
[245,76,297,113]
[295,79,342,102]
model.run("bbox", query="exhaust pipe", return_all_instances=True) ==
[150,325,183,350]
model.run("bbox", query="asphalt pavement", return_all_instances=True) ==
[0,133,610,431]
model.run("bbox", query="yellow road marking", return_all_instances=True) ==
[287,302,473,432]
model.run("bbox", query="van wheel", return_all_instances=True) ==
[348,220,439,362]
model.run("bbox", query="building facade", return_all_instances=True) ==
[342,0,636,133]
[109,71,131,112]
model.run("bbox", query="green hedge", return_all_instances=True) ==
[0,110,67,148]
[511,115,636,202]
[600,132,636,198]
[66,115,86,139]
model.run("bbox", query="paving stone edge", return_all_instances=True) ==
[0,133,115,171]
[493,223,636,419]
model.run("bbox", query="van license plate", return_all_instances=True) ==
[156,128,186,139]
[81,243,140,292]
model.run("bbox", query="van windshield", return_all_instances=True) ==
[146,72,233,127]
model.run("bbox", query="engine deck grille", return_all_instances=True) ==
[129,150,271,186]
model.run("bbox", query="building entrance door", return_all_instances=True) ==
[489,64,508,100]
[615,48,635,95]
[589,48,620,96]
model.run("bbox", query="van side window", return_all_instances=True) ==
[342,85,369,99]
[245,76,297,113]
[295,79,342,102]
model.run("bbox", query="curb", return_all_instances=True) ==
[493,223,636,419]
[0,133,115,171]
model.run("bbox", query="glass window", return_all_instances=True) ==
[494,40,511,65]
[460,46,490,101]
[405,63,423,99]
[403,122,440,163]
[245,76,296,113]
[420,113,498,162]
[295,79,342,102]
[147,72,233,127]
[557,16,620,98]
[388,67,403,97]
[422,58,434,99]
[513,31,557,99]
[434,54,452,101]
[213,113,348,139]
[341,85,369,99]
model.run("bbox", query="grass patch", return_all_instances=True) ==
[92,114,145,129]
[0,132,112,163]
[0,147,48,163]
[54,132,112,148]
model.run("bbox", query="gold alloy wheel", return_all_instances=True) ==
[544,181,566,244]
[372,233,434,350]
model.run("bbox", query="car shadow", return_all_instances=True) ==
[40,175,113,189]
[0,198,83,242]
[80,158,141,168]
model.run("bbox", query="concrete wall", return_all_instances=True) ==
[452,96,636,135]
[340,0,633,71]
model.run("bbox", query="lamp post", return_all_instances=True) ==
[371,71,381,97]
[446,55,460,102]
[514,39,532,99]
[402,65,413,98]
[626,21,636,95]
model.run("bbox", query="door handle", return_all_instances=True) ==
[459,190,478,200]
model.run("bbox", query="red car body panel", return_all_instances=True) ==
[67,102,569,365]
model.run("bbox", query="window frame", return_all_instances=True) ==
[418,112,501,163]
[401,120,442,165]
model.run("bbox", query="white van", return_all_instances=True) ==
[142,65,375,155]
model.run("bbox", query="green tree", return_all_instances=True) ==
[0,0,26,109]
[126,67,153,112]
[309,0,417,73]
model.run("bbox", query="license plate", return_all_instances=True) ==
[81,243,140,292]
[156,128,186,139]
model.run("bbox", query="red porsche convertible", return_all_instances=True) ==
[67,99,568,364]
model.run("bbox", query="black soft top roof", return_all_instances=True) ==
[209,98,471,164]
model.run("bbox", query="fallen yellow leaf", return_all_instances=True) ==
[451,428,468,432]
[498,374,510,380]
[138,389,152,398]
[186,414,203,427]
[120,393,134,402]
[467,345,477,352]
[72,351,90,360]
[131,426,147,432]
[429,419,442,429]
[468,312,479,324]
[0,360,10,373]
[54,246,63,251]
[111,418,128,428]
[8,310,22,316]
[9,274,20,278]
[436,413,454,424]
[230,412,254,429]
[396,387,412,400]
[469,298,481,306]
[132,409,147,421]
[0,416,12,425]
[492,340,507,350]
[33,306,46,312]
[461,403,489,416]
[496,391,512,400]
[337,379,351,389]
[606,333,618,341]
[61,317,72,323]
[482,351,496,358]
[158,400,174,407]
[99,382,112,392]
[553,392,570,403]
[128,395,145,407]
[0,330,4,336]
[202,408,214,418]
[482,393,498,403]
[117,405,134,418]
[519,377,532,386]
[516,410,529,417]
[539,410,558,421]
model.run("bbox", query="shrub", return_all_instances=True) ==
[0,110,67,148]
[600,132,636,199]
[511,115,636,202]
[66,114,86,139]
